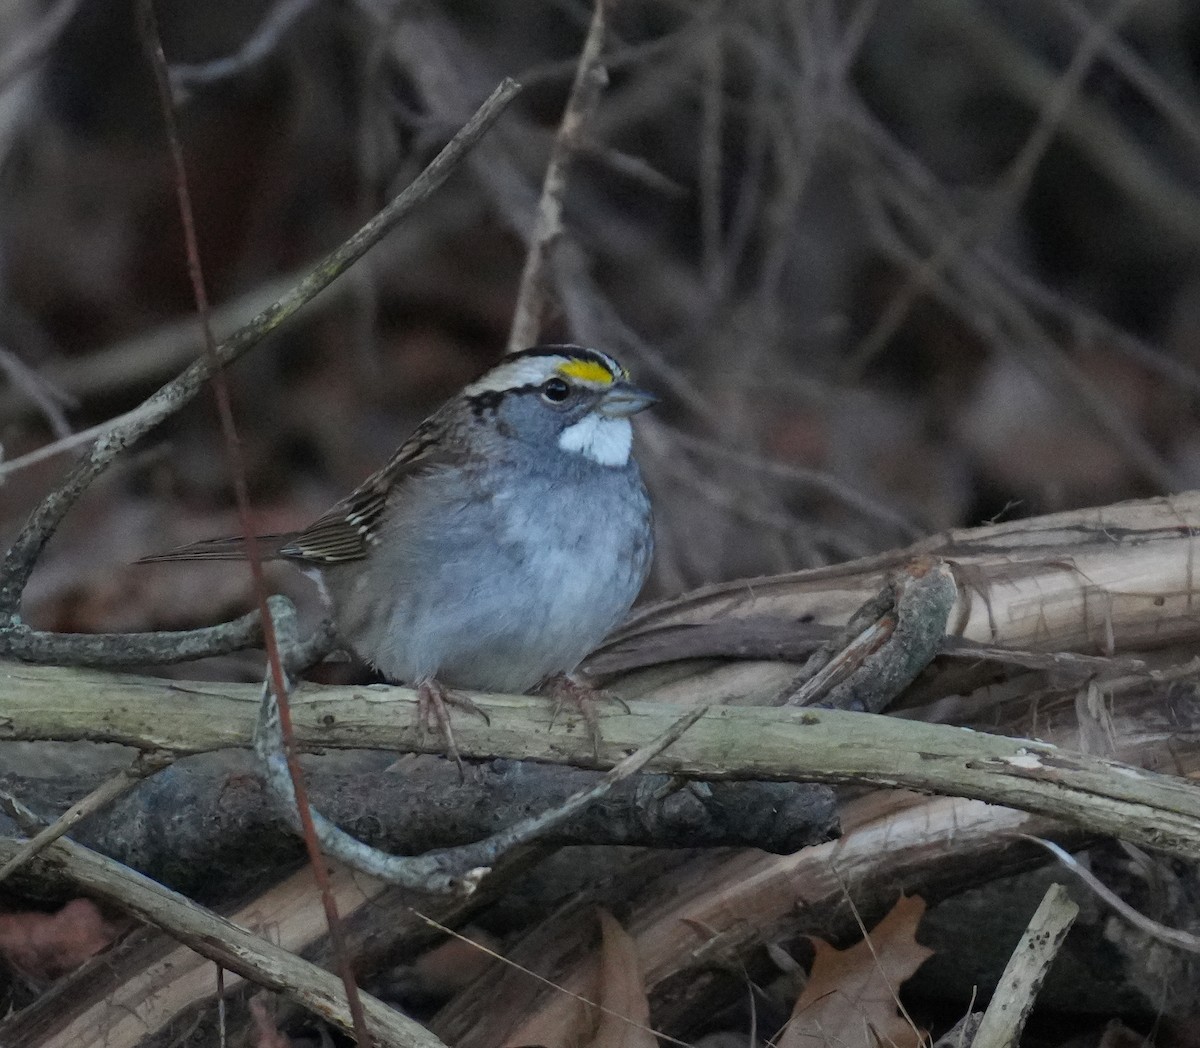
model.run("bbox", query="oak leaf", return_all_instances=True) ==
[778,894,933,1048]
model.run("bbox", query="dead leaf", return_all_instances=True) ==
[586,910,656,1048]
[777,894,933,1048]
[0,898,123,982]
[412,926,501,997]
[249,994,292,1047]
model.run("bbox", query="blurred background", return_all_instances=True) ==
[3,0,1200,649]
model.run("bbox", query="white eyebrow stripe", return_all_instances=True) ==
[583,350,625,379]
[464,356,569,394]
[464,349,629,396]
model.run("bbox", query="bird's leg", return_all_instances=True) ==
[535,672,629,757]
[415,677,490,781]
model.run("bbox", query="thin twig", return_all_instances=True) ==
[981,247,1200,400]
[843,0,1141,378]
[137,7,397,1038]
[970,883,1080,1048]
[1054,0,1200,160]
[168,0,317,95]
[257,653,710,894]
[386,12,726,449]
[0,400,161,479]
[664,421,923,538]
[851,134,1181,492]
[0,345,73,439]
[924,0,1200,252]
[514,11,712,92]
[637,419,813,536]
[936,1014,984,1048]
[0,76,520,621]
[0,751,171,884]
[832,0,886,82]
[0,268,307,420]
[552,238,726,427]
[0,0,84,93]
[409,911,695,1048]
[10,664,1200,863]
[0,607,270,665]
[0,799,449,1048]
[506,0,609,353]
[698,28,725,295]
[1019,835,1200,955]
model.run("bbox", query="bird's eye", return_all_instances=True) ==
[541,377,571,403]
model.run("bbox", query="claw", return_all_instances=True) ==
[537,673,627,757]
[415,678,489,782]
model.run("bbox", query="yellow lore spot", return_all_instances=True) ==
[556,358,616,385]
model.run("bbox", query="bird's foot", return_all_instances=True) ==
[536,673,628,757]
[415,678,490,781]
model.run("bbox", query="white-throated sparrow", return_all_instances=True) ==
[144,345,656,753]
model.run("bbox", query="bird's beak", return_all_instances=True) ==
[598,382,658,418]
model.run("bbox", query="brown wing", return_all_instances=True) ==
[277,413,463,565]
[138,409,467,567]
[137,533,296,563]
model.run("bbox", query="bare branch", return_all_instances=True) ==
[662,421,923,538]
[0,760,837,898]
[848,112,1183,492]
[0,806,449,1048]
[167,0,317,96]
[844,0,1142,378]
[8,663,1200,862]
[781,556,956,711]
[138,0,375,1032]
[0,76,520,621]
[1020,835,1200,955]
[506,0,608,353]
[0,400,161,479]
[0,751,170,884]
[0,0,84,93]
[970,884,1080,1048]
[0,345,73,438]
[0,607,267,665]
[1054,0,1200,159]
[256,669,710,895]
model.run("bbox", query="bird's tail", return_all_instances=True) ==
[136,533,297,563]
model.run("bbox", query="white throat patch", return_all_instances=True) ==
[558,415,632,466]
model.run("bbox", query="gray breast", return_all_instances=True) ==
[321,454,652,693]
